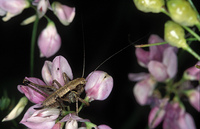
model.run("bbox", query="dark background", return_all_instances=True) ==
[0,0,199,129]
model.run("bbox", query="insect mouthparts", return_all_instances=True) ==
[23,79,31,86]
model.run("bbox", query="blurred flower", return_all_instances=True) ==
[148,98,168,128]
[38,22,61,58]
[20,104,60,129]
[164,20,188,49]
[85,71,113,102]
[52,2,75,26]
[133,0,165,13]
[132,76,156,105]
[167,0,199,26]
[184,61,200,81]
[2,97,28,122]
[0,0,30,21]
[185,87,200,112]
[129,34,177,105]
[163,102,196,129]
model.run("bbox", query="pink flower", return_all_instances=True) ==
[20,105,60,129]
[18,56,73,103]
[18,77,48,104]
[163,102,196,129]
[85,71,113,102]
[52,2,75,26]
[184,61,200,81]
[185,87,200,112]
[148,98,168,128]
[36,0,49,18]
[0,0,30,21]
[38,22,61,58]
[132,76,156,105]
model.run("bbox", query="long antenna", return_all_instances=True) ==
[81,8,86,78]
[86,35,147,81]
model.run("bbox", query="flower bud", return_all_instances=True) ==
[38,22,61,58]
[148,107,165,128]
[65,120,78,129]
[52,2,75,26]
[184,61,200,81]
[36,0,49,18]
[2,97,28,122]
[185,89,200,112]
[164,20,188,49]
[167,0,199,26]
[85,71,113,102]
[0,0,30,21]
[133,0,165,13]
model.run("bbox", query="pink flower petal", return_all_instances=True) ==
[135,48,150,67]
[42,61,53,86]
[17,77,47,104]
[20,105,59,129]
[52,56,73,87]
[128,72,149,81]
[148,107,165,128]
[133,77,156,105]
[162,47,177,79]
[148,61,168,82]
[178,113,196,129]
[38,22,61,58]
[85,71,113,101]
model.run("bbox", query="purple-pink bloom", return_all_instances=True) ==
[20,105,60,129]
[85,71,113,102]
[163,102,196,129]
[184,61,200,81]
[17,77,47,104]
[52,1,75,26]
[0,0,30,21]
[185,87,200,112]
[97,124,112,129]
[133,76,156,105]
[135,34,171,67]
[38,22,61,58]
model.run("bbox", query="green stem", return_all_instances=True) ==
[182,25,200,41]
[30,15,39,76]
[184,45,200,60]
[135,42,168,48]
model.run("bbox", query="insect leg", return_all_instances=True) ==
[78,97,90,107]
[52,79,63,88]
[23,79,48,98]
[63,72,71,84]
[23,79,57,91]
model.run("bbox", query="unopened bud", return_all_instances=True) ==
[164,20,188,49]
[133,0,165,13]
[2,97,28,122]
[167,0,199,26]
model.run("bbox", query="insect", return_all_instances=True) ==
[23,72,89,115]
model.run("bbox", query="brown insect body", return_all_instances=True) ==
[42,77,86,108]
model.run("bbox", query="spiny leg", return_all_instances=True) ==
[23,79,57,91]
[78,97,90,107]
[52,79,63,89]
[63,72,71,84]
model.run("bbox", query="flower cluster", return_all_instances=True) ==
[0,0,76,58]
[17,56,113,129]
[129,34,200,129]
[133,0,200,61]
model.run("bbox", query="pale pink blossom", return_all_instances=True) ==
[85,71,113,102]
[184,61,200,81]
[0,0,30,21]
[20,105,60,129]
[52,1,75,26]
[185,87,200,112]
[38,22,61,58]
[133,76,156,105]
